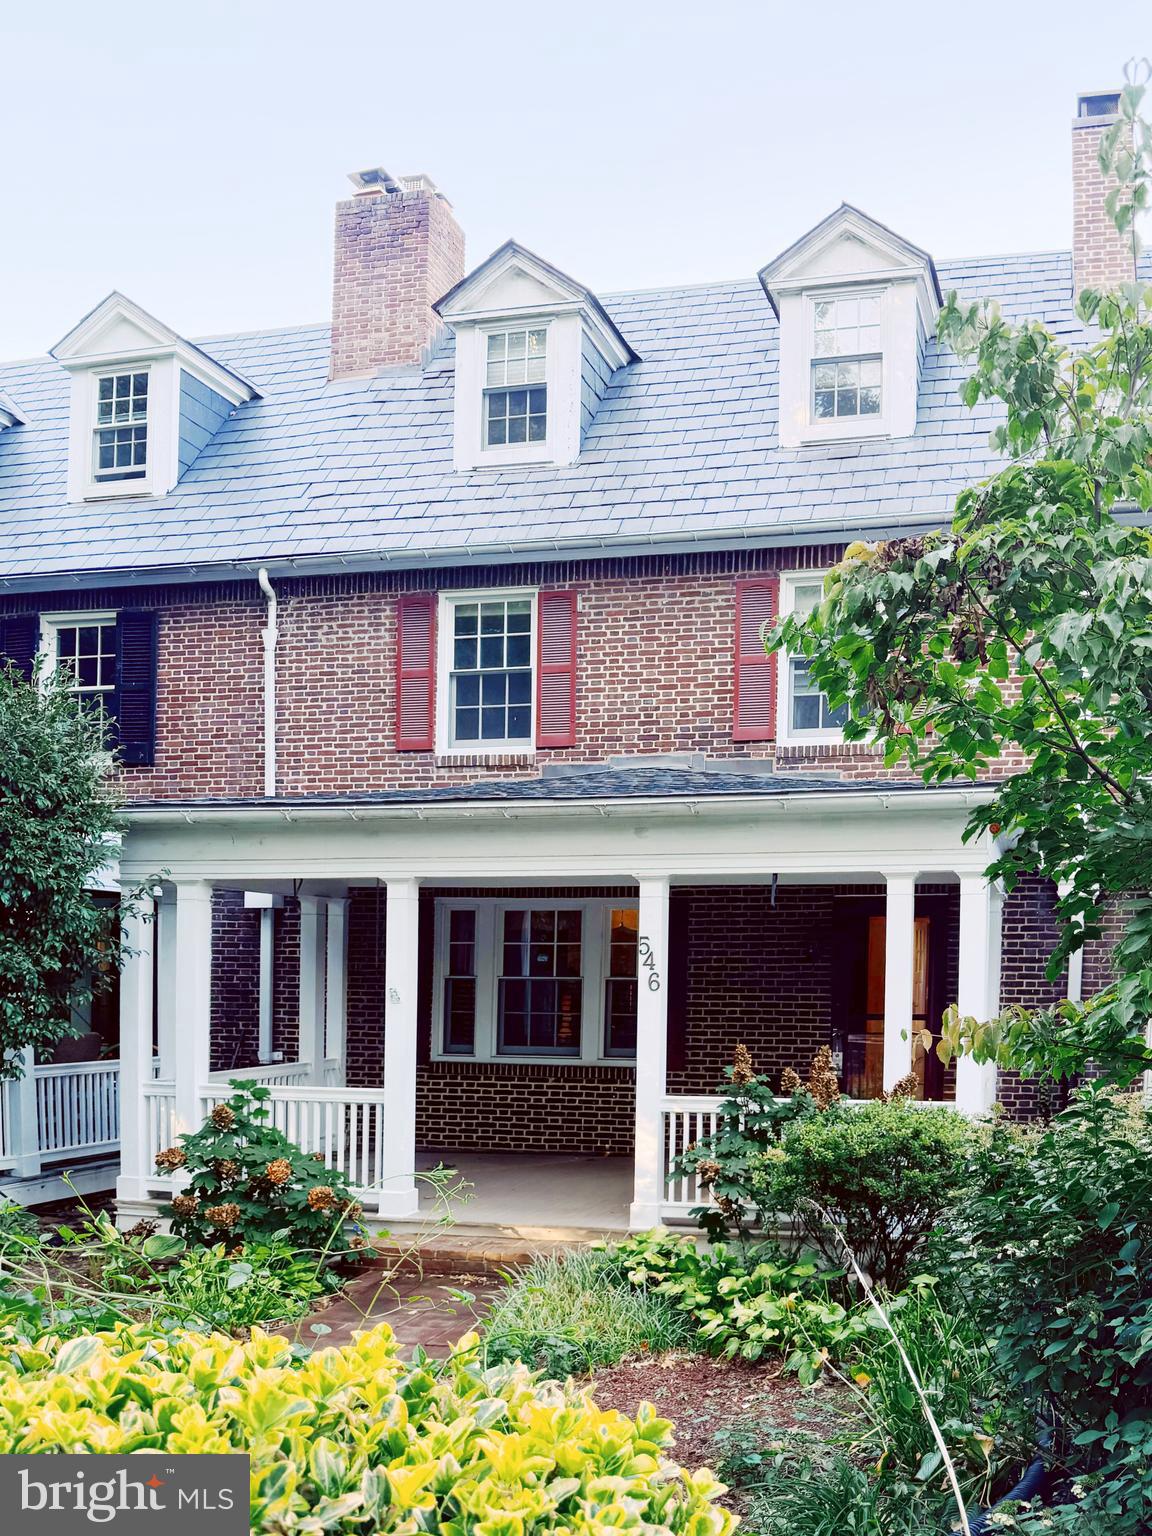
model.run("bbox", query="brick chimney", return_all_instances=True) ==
[330,170,465,379]
[1072,90,1136,295]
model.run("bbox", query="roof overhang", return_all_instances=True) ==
[0,390,25,430]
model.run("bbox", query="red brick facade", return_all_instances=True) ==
[329,180,465,379]
[1072,105,1135,295]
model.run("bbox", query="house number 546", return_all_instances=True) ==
[638,936,662,992]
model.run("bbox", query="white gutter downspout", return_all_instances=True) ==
[256,569,279,1067]
[257,568,278,797]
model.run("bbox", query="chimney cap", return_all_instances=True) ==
[347,166,402,195]
[346,167,441,198]
[1075,90,1122,123]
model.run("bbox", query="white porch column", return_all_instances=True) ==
[629,876,670,1230]
[380,878,420,1219]
[172,881,213,1139]
[155,887,177,1079]
[8,1048,41,1179]
[956,873,1003,1115]
[325,897,349,1083]
[116,899,155,1200]
[298,896,328,1084]
[882,873,917,1092]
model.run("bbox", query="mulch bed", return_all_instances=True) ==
[587,1351,851,1507]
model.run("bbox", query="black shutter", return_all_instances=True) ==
[112,610,158,766]
[0,615,39,681]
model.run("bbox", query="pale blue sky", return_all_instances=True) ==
[1,1,1148,358]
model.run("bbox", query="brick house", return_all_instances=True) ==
[0,93,1140,1226]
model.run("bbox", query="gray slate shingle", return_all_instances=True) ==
[0,249,1124,584]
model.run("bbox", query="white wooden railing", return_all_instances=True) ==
[660,1096,724,1217]
[198,1082,387,1208]
[143,1079,177,1170]
[35,1060,121,1160]
[207,1061,314,1089]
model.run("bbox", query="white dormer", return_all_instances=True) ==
[759,205,941,450]
[50,292,259,502]
[434,242,635,472]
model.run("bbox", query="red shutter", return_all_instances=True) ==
[536,589,577,748]
[395,593,436,751]
[733,577,779,741]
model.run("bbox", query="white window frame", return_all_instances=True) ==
[775,572,846,745]
[431,898,639,1065]
[481,326,549,455]
[38,610,118,692]
[436,587,537,756]
[450,312,584,471]
[804,288,890,445]
[91,368,151,486]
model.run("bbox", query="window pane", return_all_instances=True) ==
[448,595,533,746]
[605,977,638,1056]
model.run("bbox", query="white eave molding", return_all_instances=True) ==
[50,291,261,503]
[758,204,942,450]
[434,240,636,471]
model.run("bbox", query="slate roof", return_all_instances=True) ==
[0,248,1128,589]
[128,765,952,810]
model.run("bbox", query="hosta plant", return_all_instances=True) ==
[0,1321,737,1536]
[159,1080,367,1259]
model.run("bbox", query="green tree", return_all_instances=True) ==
[0,663,132,1071]
[773,72,1152,1088]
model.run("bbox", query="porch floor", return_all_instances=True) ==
[414,1151,632,1235]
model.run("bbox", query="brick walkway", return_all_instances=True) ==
[282,1263,507,1356]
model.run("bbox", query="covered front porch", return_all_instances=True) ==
[115,775,1004,1230]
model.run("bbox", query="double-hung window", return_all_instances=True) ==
[484,328,547,448]
[811,296,881,422]
[46,616,117,723]
[435,900,639,1063]
[93,371,149,482]
[445,594,533,749]
[779,575,848,740]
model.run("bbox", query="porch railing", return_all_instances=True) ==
[198,1082,387,1208]
[659,1096,724,1218]
[207,1061,314,1089]
[35,1060,121,1161]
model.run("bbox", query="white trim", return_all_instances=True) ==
[803,288,890,439]
[775,570,845,746]
[451,313,583,470]
[435,586,537,757]
[431,896,638,1066]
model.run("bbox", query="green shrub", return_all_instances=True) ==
[0,1321,736,1536]
[607,1230,867,1379]
[676,1051,973,1293]
[762,1099,974,1291]
[944,1083,1152,1531]
[156,1239,329,1330]
[483,1247,687,1377]
[160,1081,365,1258]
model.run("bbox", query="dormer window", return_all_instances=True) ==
[94,371,149,482]
[759,206,940,449]
[434,241,635,472]
[812,297,882,421]
[484,328,547,448]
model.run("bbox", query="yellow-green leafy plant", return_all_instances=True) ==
[0,1321,737,1536]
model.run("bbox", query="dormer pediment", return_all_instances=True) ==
[759,204,941,329]
[435,242,635,472]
